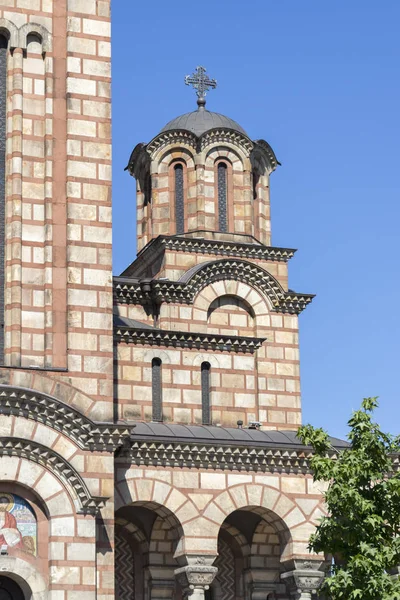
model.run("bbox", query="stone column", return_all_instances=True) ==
[174,561,217,600]
[281,560,325,600]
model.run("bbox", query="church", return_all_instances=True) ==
[0,3,345,600]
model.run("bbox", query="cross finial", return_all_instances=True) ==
[185,66,217,109]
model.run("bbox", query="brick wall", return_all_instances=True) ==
[0,0,113,417]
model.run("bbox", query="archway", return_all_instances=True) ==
[115,501,184,600]
[211,506,292,600]
[0,577,26,600]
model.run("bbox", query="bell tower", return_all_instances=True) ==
[115,67,313,429]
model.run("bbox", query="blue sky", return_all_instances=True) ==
[112,1,400,440]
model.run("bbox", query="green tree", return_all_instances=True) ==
[298,397,400,600]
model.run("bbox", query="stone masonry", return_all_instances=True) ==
[0,5,337,600]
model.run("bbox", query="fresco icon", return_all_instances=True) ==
[0,493,37,555]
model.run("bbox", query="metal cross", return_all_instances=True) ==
[185,66,217,106]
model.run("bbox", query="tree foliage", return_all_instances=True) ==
[298,397,400,600]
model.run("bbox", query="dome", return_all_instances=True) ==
[160,108,248,137]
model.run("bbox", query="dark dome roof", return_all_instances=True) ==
[160,108,247,137]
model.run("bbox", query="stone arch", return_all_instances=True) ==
[194,280,269,319]
[220,521,250,560]
[193,280,271,343]
[198,484,305,558]
[191,353,221,369]
[0,19,19,48]
[143,348,172,364]
[115,516,149,553]
[0,557,47,600]
[18,23,52,53]
[0,381,100,447]
[204,145,246,171]
[114,476,201,557]
[201,139,251,166]
[0,442,101,515]
[154,145,196,172]
[208,294,255,320]
[207,294,256,337]
[181,259,286,312]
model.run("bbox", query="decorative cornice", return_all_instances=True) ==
[114,259,314,314]
[114,325,266,354]
[120,439,322,474]
[199,129,253,154]
[147,130,198,158]
[0,437,107,514]
[0,386,130,451]
[128,128,257,174]
[159,235,296,262]
[253,139,280,173]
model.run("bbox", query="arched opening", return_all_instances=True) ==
[0,492,37,556]
[207,295,255,337]
[174,163,185,234]
[201,361,211,425]
[26,33,43,55]
[151,357,162,422]
[115,502,184,600]
[211,506,292,600]
[217,162,228,232]
[0,576,25,600]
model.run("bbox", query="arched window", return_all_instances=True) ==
[152,358,162,422]
[0,34,7,364]
[174,163,184,234]
[0,492,37,555]
[201,362,211,425]
[217,162,228,232]
[252,169,260,200]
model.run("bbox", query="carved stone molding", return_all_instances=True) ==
[114,258,314,314]
[175,565,218,599]
[128,128,279,176]
[0,437,107,514]
[114,325,266,354]
[281,560,325,599]
[124,439,317,474]
[160,235,296,262]
[0,386,129,451]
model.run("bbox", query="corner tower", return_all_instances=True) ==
[115,67,313,429]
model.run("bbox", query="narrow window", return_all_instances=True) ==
[252,169,260,200]
[152,358,162,422]
[174,164,184,234]
[217,163,227,232]
[0,35,7,364]
[201,362,211,425]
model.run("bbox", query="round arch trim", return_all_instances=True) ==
[180,258,286,310]
[0,556,47,600]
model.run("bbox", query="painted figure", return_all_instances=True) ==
[0,494,23,549]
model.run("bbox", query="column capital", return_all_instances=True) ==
[281,560,325,600]
[175,564,218,599]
